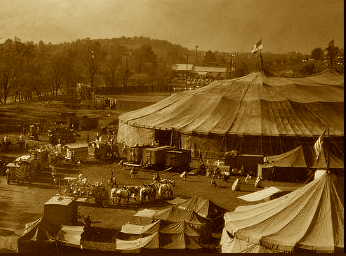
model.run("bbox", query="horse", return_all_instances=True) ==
[139,185,153,203]
[222,171,231,183]
[124,185,141,201]
[113,187,131,204]
[158,183,173,199]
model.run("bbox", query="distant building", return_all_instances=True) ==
[172,64,194,73]
[172,64,227,79]
[193,66,227,78]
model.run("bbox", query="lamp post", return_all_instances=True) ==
[229,54,236,79]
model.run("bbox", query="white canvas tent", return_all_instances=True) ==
[220,172,344,253]
[117,70,344,161]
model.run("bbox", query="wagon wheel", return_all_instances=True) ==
[102,199,109,208]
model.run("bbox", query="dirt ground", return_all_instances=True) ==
[0,97,304,252]
[0,145,303,252]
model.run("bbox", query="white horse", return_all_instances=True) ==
[158,183,173,199]
[111,187,131,204]
[139,184,156,203]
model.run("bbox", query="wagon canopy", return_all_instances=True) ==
[119,69,344,137]
[220,172,344,253]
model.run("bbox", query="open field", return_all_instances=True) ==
[0,96,304,252]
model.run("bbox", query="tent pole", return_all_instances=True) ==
[260,135,263,156]
[170,129,173,147]
[326,125,330,172]
[239,137,243,155]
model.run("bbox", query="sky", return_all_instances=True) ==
[0,0,343,54]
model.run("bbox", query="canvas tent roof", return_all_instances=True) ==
[264,145,307,167]
[221,172,344,253]
[153,206,208,228]
[119,69,344,137]
[56,225,84,248]
[175,195,226,218]
[17,217,60,253]
[116,220,201,251]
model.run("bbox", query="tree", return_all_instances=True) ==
[324,41,339,66]
[310,48,323,61]
[0,38,23,104]
[300,62,315,76]
[203,50,217,65]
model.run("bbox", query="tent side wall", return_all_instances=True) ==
[120,121,344,167]
[117,122,155,147]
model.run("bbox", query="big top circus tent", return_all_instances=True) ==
[117,69,344,164]
[220,172,344,253]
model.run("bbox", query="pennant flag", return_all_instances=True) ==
[314,127,327,161]
[252,40,263,54]
[324,39,334,51]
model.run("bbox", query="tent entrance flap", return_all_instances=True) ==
[155,130,172,146]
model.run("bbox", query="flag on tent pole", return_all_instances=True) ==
[252,40,263,54]
[324,39,334,52]
[314,127,327,161]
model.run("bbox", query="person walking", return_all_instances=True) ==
[210,171,217,187]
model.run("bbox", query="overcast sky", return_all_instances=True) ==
[0,0,343,54]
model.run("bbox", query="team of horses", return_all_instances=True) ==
[109,180,174,204]
[108,170,174,204]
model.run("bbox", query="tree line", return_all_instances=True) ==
[0,36,343,104]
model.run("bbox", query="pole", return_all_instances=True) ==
[182,54,190,89]
[195,45,198,64]
[124,52,131,90]
[259,50,263,72]
[326,125,330,173]
[90,51,95,89]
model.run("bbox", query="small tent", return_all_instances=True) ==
[257,145,308,182]
[176,195,227,219]
[132,205,213,243]
[116,220,202,252]
[220,172,344,253]
[17,217,60,253]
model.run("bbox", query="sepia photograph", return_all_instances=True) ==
[0,0,344,253]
